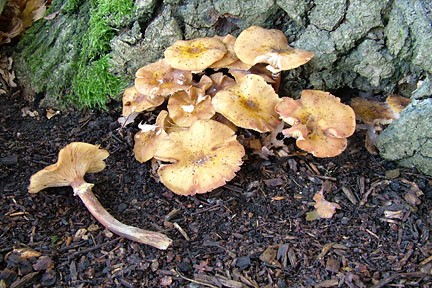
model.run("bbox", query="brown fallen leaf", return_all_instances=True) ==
[306,184,340,221]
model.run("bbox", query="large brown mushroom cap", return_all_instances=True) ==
[28,143,109,193]
[153,119,245,195]
[234,26,314,73]
[212,74,282,132]
[276,90,356,157]
[164,37,227,71]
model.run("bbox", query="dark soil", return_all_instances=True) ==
[1,84,432,287]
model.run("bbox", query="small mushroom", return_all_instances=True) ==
[212,74,282,133]
[386,94,411,115]
[164,37,227,71]
[167,87,215,127]
[153,119,245,195]
[234,25,314,73]
[28,142,172,250]
[134,110,169,163]
[122,86,165,117]
[276,90,356,157]
[135,59,193,97]
[210,34,239,69]
[349,95,410,154]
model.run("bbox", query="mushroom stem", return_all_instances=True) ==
[72,181,172,250]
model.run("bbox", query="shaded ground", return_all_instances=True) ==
[1,81,432,287]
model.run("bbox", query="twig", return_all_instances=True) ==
[173,222,190,241]
[175,269,218,288]
[63,237,122,260]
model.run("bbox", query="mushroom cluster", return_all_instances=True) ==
[123,26,355,195]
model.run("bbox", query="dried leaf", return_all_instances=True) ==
[46,108,60,119]
[307,185,340,221]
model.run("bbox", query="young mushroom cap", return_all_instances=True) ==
[386,94,411,115]
[164,37,227,71]
[135,59,193,97]
[210,34,239,69]
[134,110,169,163]
[154,119,245,195]
[206,72,236,97]
[212,74,282,133]
[28,142,109,193]
[167,87,215,127]
[122,86,165,117]
[234,25,314,73]
[350,97,396,125]
[275,90,356,157]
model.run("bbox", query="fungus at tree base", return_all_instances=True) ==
[153,119,245,196]
[276,90,356,157]
[212,74,282,133]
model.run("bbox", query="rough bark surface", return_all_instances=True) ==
[12,0,432,174]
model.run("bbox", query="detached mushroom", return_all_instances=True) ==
[164,37,227,71]
[154,119,245,195]
[276,90,356,157]
[212,74,282,132]
[234,25,314,73]
[135,59,193,97]
[29,142,172,250]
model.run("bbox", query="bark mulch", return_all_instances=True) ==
[1,84,432,287]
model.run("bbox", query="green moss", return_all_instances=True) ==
[64,0,85,14]
[71,55,127,108]
[71,0,135,108]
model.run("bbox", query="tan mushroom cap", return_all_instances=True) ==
[28,142,109,193]
[154,119,245,195]
[234,25,314,73]
[212,74,282,133]
[164,37,227,71]
[133,110,169,163]
[168,87,216,127]
[135,59,193,97]
[386,94,411,114]
[275,90,356,157]
[122,86,165,117]
[210,34,239,69]
[350,97,396,125]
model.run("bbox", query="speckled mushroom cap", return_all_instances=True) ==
[28,142,109,193]
[212,74,282,133]
[350,97,397,125]
[234,25,314,73]
[164,37,227,71]
[276,90,356,157]
[210,34,239,69]
[153,119,245,195]
[122,86,165,117]
[135,59,193,98]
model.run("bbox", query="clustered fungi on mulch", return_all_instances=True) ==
[1,90,432,287]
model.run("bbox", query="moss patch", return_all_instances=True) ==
[16,0,135,109]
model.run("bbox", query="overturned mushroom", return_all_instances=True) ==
[164,37,227,71]
[234,25,314,73]
[276,90,356,157]
[154,119,245,195]
[212,74,281,132]
[28,142,172,250]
